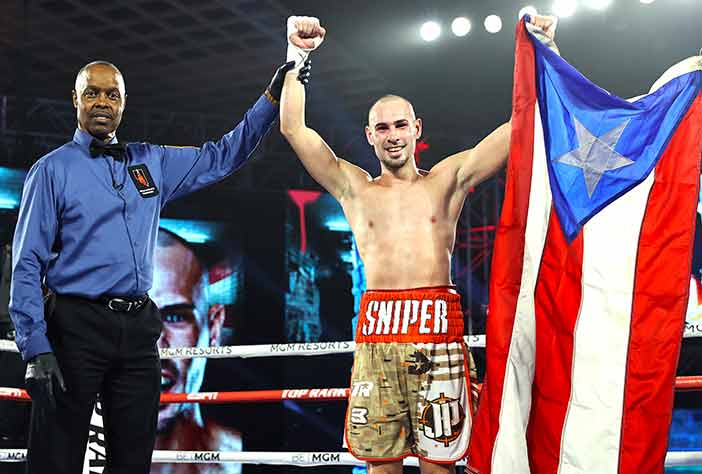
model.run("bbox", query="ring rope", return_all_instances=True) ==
[3,324,702,358]
[1,449,701,467]
[2,376,702,404]
[3,325,701,358]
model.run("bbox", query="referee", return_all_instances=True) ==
[9,59,300,474]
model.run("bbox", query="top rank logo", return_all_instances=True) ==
[419,393,465,447]
[128,164,159,198]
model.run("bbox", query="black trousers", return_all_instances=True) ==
[26,295,162,474]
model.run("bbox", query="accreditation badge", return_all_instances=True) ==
[127,164,159,198]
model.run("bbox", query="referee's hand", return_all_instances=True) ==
[25,353,66,424]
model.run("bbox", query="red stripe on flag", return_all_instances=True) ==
[526,212,584,473]
[468,21,538,473]
[619,95,702,474]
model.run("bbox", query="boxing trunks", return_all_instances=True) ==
[345,286,475,464]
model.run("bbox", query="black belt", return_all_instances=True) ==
[97,295,148,313]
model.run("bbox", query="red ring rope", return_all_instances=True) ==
[1,376,701,403]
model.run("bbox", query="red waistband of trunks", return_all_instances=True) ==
[355,286,464,343]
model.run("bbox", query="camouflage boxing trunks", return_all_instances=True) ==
[345,286,475,464]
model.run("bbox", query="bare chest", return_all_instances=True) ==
[344,184,453,247]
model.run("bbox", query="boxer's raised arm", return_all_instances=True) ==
[280,17,370,201]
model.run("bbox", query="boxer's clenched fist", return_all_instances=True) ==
[528,14,557,41]
[288,16,326,51]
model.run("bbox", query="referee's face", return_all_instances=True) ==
[72,64,126,141]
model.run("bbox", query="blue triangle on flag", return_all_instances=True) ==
[530,32,702,241]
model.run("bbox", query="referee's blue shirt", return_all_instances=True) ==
[10,95,277,361]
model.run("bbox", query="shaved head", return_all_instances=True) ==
[74,60,125,95]
[154,229,207,321]
[368,95,415,125]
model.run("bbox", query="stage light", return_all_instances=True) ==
[484,15,503,34]
[160,218,220,243]
[325,218,351,232]
[553,0,577,17]
[519,5,538,19]
[587,0,612,10]
[0,197,18,210]
[0,166,25,210]
[420,21,441,42]
[451,17,472,37]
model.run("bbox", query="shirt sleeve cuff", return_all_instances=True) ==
[22,332,53,362]
[254,94,279,123]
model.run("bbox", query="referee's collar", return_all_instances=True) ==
[73,129,119,150]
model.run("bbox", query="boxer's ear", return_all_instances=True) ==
[365,125,374,146]
[208,304,226,345]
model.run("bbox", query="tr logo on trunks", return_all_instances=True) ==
[360,299,448,336]
[419,393,465,447]
[351,381,374,397]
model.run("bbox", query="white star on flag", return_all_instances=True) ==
[555,117,634,197]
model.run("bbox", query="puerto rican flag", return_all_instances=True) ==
[468,19,702,474]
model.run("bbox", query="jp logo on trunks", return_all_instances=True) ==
[359,299,448,337]
[418,392,465,447]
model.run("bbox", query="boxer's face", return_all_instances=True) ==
[152,239,220,431]
[72,64,126,141]
[366,98,422,171]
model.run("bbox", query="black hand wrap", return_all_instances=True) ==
[266,59,313,104]
[297,59,312,86]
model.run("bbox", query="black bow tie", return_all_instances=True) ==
[89,140,126,160]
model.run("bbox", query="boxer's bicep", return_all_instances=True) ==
[286,127,365,200]
[457,121,511,189]
[279,68,368,200]
[432,150,469,194]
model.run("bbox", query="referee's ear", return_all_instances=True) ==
[207,304,226,346]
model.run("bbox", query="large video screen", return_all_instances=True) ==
[84,218,247,473]
[284,190,362,343]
